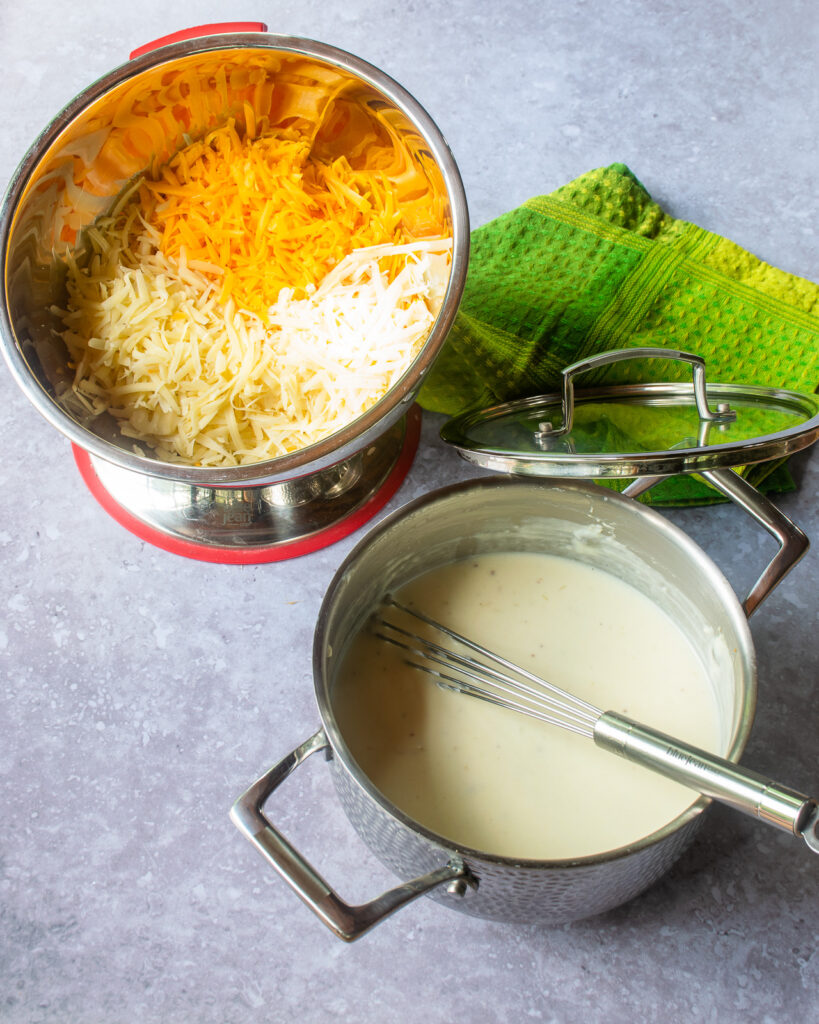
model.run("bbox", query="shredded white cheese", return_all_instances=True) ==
[56,234,452,466]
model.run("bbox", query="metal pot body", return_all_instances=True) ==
[0,33,468,489]
[313,477,756,924]
[326,735,704,923]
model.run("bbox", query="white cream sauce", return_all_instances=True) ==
[332,551,724,860]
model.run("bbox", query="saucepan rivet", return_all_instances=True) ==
[445,879,470,898]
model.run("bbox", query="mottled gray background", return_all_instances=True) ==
[1,2,817,1022]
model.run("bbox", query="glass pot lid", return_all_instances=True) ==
[440,348,819,479]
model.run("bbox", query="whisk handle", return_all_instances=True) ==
[594,712,819,853]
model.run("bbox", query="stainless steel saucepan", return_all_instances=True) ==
[231,475,809,941]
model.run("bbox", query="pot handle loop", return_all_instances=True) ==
[624,467,808,618]
[130,22,268,60]
[230,729,470,942]
[699,467,809,618]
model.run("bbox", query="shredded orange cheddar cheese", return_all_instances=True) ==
[124,121,430,317]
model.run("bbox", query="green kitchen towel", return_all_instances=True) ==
[419,163,819,505]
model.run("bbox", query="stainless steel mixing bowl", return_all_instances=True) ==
[0,30,468,557]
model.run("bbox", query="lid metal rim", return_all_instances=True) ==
[451,429,819,479]
[442,381,819,478]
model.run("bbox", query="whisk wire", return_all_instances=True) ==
[372,597,819,855]
[376,597,601,737]
[376,614,593,737]
[376,624,596,736]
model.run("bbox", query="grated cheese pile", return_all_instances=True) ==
[56,125,452,466]
[131,120,415,318]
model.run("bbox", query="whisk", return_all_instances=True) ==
[375,598,819,855]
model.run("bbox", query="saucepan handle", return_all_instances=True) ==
[624,467,808,618]
[230,729,470,942]
[698,467,809,617]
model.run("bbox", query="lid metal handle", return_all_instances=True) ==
[535,348,737,446]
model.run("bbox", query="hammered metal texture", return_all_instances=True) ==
[329,754,705,924]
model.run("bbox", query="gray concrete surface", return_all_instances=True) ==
[1,3,817,1022]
